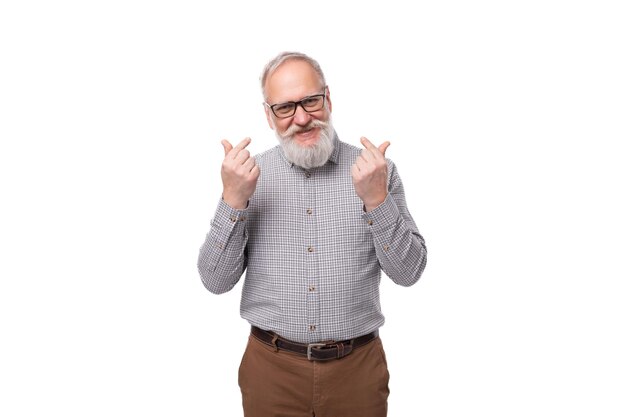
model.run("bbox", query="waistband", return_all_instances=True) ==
[250,326,379,361]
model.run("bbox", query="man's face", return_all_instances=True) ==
[264,60,332,148]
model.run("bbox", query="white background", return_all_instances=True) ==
[1,1,625,416]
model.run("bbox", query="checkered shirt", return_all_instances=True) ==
[198,135,427,343]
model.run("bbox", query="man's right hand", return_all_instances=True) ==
[220,138,260,209]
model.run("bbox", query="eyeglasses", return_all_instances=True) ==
[265,90,327,119]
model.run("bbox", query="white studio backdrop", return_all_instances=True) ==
[1,1,624,416]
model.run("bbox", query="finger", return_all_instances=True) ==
[229,137,252,159]
[235,149,251,163]
[351,163,360,177]
[242,156,256,171]
[221,139,233,157]
[359,148,374,162]
[234,137,252,151]
[250,164,261,178]
[360,136,377,152]
[378,141,391,157]
[354,157,367,171]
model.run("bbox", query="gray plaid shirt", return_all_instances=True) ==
[198,135,427,343]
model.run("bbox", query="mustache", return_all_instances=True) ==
[282,119,329,138]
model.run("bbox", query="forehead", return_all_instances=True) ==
[265,60,323,103]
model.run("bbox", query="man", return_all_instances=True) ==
[198,51,427,417]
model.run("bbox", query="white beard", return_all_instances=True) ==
[275,118,335,169]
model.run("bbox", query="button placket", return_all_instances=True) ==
[303,168,319,339]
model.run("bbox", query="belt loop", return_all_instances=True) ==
[336,342,345,359]
[270,334,279,352]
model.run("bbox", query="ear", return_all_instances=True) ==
[325,86,332,113]
[264,104,275,130]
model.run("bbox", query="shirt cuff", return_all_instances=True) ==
[216,197,249,224]
[361,193,400,230]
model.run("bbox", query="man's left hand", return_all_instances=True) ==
[351,137,390,212]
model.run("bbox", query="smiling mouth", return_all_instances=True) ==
[295,127,319,139]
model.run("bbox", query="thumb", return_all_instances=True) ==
[221,139,233,157]
[378,141,391,157]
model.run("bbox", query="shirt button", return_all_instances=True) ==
[306,208,313,215]
[229,216,237,222]
[367,219,373,226]
[309,325,316,331]
[307,246,314,253]
[383,244,390,251]
[304,172,311,178]
[308,286,315,292]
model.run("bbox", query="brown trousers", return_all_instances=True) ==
[238,334,390,417]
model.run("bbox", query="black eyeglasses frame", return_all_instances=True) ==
[265,88,328,119]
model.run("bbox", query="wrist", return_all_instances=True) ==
[222,193,248,210]
[363,194,387,212]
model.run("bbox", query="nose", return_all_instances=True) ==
[293,103,312,126]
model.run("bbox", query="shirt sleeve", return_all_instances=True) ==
[361,160,427,286]
[197,198,249,294]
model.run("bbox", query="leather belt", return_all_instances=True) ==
[251,326,378,361]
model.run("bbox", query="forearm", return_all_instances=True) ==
[363,192,427,287]
[197,199,249,294]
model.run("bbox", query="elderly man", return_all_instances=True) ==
[198,51,427,417]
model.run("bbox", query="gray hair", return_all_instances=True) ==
[260,52,326,101]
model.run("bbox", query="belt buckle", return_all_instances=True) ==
[307,343,327,361]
